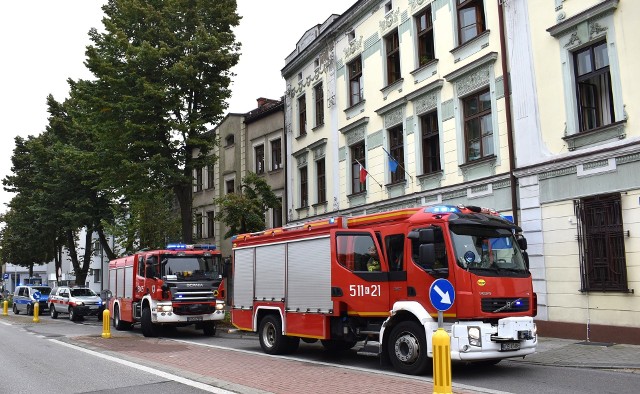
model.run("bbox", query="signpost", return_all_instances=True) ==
[429,278,454,394]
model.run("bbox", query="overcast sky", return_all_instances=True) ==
[0,0,349,214]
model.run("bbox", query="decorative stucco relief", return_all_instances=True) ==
[379,8,400,35]
[384,107,404,129]
[456,67,490,97]
[343,36,363,62]
[345,126,366,146]
[414,92,438,115]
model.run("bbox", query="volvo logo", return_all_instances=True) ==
[186,283,204,287]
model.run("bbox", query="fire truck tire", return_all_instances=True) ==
[202,321,216,336]
[141,306,159,337]
[259,315,298,355]
[321,339,358,352]
[50,305,58,319]
[13,304,19,314]
[387,321,430,375]
[113,306,132,330]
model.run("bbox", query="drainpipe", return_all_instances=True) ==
[497,0,519,226]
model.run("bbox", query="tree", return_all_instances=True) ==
[214,172,281,238]
[75,0,241,243]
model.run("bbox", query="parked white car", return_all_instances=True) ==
[48,286,104,321]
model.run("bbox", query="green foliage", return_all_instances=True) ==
[214,173,281,238]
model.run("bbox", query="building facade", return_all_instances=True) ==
[283,0,518,225]
[507,0,639,343]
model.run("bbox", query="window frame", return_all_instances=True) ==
[314,83,324,127]
[385,30,401,85]
[416,6,435,67]
[456,0,486,45]
[206,210,215,238]
[316,158,326,204]
[195,212,203,239]
[348,57,363,107]
[195,167,203,192]
[271,138,282,171]
[299,166,308,208]
[388,125,405,183]
[255,144,265,174]
[351,141,366,194]
[298,95,307,136]
[462,88,493,162]
[421,111,441,174]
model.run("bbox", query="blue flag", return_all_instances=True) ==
[389,155,398,173]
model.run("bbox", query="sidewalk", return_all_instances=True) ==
[65,330,640,394]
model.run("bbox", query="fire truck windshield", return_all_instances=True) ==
[160,255,221,280]
[449,225,528,276]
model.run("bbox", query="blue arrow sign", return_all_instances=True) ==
[2,273,8,280]
[429,278,455,312]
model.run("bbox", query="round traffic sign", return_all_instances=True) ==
[429,278,455,312]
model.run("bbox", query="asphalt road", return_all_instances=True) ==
[2,314,639,394]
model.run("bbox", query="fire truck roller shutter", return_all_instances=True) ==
[109,268,118,298]
[233,248,255,309]
[124,266,134,298]
[286,236,332,313]
[255,244,285,302]
[116,267,125,299]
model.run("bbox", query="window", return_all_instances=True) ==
[416,7,435,67]
[271,139,282,170]
[316,158,326,204]
[411,226,449,277]
[255,145,265,174]
[574,41,614,132]
[225,134,234,147]
[421,111,441,174]
[347,30,356,42]
[388,126,405,183]
[348,57,363,106]
[195,213,203,239]
[385,30,401,85]
[93,269,101,283]
[385,234,405,271]
[226,179,235,194]
[575,193,628,292]
[336,233,377,272]
[351,141,366,194]
[207,211,215,238]
[207,165,214,189]
[195,167,203,192]
[314,83,324,127]
[314,57,320,69]
[272,197,283,228]
[463,89,493,162]
[457,0,485,45]
[299,166,308,208]
[385,1,393,14]
[298,72,303,82]
[298,95,307,136]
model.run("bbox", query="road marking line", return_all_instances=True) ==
[50,339,235,394]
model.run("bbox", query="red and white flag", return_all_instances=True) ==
[359,164,368,183]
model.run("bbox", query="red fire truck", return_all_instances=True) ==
[108,243,226,337]
[231,205,537,375]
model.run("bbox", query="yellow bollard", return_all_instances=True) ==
[432,328,452,394]
[102,308,111,338]
[2,300,7,316]
[33,302,40,323]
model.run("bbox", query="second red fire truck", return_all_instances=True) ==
[108,243,226,337]
[231,205,537,375]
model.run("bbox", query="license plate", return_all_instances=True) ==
[187,316,203,322]
[501,342,520,351]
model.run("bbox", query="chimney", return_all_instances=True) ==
[257,97,268,108]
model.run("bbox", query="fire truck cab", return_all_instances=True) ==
[231,205,537,375]
[108,243,226,337]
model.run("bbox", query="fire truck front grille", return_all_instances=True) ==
[171,288,216,302]
[172,303,216,315]
[481,298,530,313]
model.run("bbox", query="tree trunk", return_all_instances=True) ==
[74,229,94,286]
[66,230,80,286]
[174,183,193,243]
[96,226,116,261]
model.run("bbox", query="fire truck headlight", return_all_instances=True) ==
[468,326,481,347]
[157,303,173,313]
[215,300,225,311]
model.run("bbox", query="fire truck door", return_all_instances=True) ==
[331,230,391,317]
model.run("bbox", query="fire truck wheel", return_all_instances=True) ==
[50,305,58,319]
[113,305,132,331]
[387,321,430,375]
[141,306,159,337]
[13,304,19,314]
[321,339,358,352]
[202,321,216,336]
[259,315,298,355]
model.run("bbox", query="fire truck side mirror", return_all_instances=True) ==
[408,228,434,243]
[517,236,528,251]
[418,244,436,267]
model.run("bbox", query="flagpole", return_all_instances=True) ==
[381,146,413,183]
[354,158,383,188]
